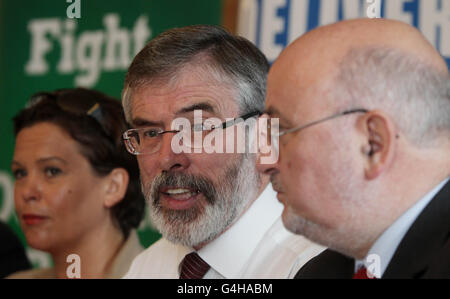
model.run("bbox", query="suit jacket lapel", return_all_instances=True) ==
[295,249,354,279]
[383,180,450,278]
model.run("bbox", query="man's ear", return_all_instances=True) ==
[358,110,397,180]
[103,168,129,208]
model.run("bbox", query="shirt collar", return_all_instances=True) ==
[356,177,450,278]
[197,184,282,278]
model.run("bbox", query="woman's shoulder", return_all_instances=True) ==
[106,230,145,278]
[6,267,55,279]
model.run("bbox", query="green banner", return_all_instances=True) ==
[0,0,223,268]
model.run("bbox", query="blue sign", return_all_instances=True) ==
[239,0,450,68]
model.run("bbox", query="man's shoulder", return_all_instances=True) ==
[242,217,326,278]
[123,238,186,278]
[129,238,175,266]
[384,181,450,278]
[264,218,325,254]
[294,249,354,279]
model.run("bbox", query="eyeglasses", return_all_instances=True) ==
[28,90,109,136]
[263,108,368,155]
[123,111,261,155]
[29,90,104,121]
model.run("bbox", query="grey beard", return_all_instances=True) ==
[142,154,260,247]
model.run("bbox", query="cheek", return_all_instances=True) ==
[46,186,81,222]
[49,180,103,228]
[190,152,238,178]
[18,185,80,249]
[279,143,309,187]
[137,156,156,184]
[13,186,24,213]
[137,153,182,189]
[279,140,354,227]
[278,140,329,214]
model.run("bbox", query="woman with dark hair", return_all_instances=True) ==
[8,88,145,278]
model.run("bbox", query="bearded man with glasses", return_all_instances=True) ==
[121,25,324,279]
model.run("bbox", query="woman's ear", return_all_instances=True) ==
[103,168,129,208]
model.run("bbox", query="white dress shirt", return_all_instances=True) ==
[355,177,450,278]
[124,184,325,278]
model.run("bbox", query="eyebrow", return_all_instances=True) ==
[37,157,68,164]
[11,157,68,167]
[131,102,218,128]
[11,160,22,168]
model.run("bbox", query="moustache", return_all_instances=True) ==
[150,171,217,206]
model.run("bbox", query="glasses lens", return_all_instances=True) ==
[124,138,137,155]
[127,130,141,154]
[179,127,207,149]
[256,115,271,154]
[27,92,56,108]
[124,128,164,155]
[142,128,163,153]
[187,117,227,150]
[268,117,280,156]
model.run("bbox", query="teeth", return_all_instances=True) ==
[162,188,201,200]
[166,188,192,195]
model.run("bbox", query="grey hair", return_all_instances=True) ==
[122,25,269,123]
[333,46,450,146]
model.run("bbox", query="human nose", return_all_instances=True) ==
[256,151,280,176]
[17,173,42,203]
[256,116,280,175]
[157,132,190,172]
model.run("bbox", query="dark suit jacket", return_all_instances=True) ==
[0,221,31,278]
[295,180,450,279]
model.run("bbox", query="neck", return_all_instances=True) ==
[193,178,270,251]
[51,222,125,279]
[351,147,450,259]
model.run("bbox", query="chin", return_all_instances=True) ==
[25,237,52,252]
[282,207,320,238]
[23,229,54,253]
[281,208,303,234]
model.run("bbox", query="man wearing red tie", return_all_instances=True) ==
[121,25,325,279]
[257,18,450,279]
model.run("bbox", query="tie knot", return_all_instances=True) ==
[353,266,377,279]
[179,252,211,279]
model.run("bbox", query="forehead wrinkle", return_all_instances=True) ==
[132,70,239,123]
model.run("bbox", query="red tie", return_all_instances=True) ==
[353,266,377,279]
[179,252,211,279]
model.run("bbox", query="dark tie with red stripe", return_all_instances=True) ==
[179,252,211,279]
[353,266,377,279]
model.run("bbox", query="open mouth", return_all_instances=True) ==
[161,187,200,198]
[159,187,202,210]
